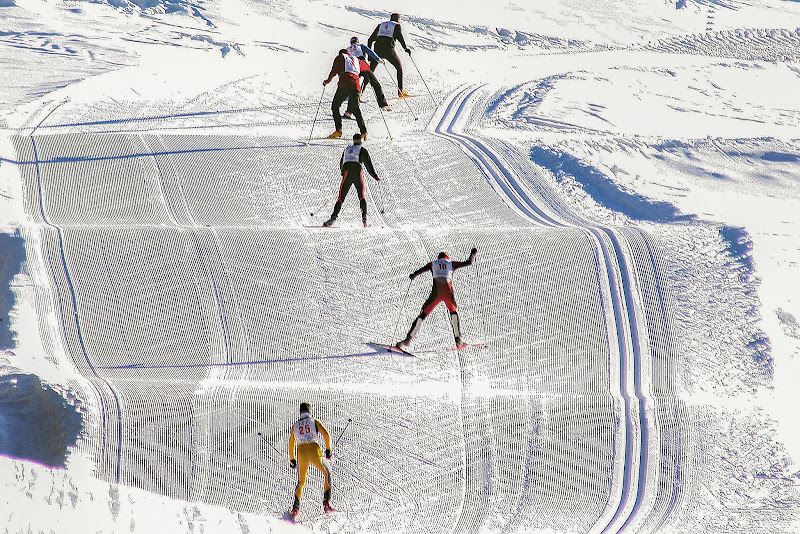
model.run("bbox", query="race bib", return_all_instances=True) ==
[294,417,318,444]
[432,259,453,282]
[343,145,361,163]
[347,43,364,58]
[343,55,361,75]
[378,21,396,38]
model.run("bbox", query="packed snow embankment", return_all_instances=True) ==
[0,231,26,350]
[0,371,83,467]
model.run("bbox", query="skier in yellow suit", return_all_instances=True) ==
[288,402,333,520]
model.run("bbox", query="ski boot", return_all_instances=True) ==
[396,338,411,351]
[455,337,467,350]
[398,89,410,98]
[327,129,342,139]
[288,496,300,522]
[381,105,392,112]
[323,502,336,514]
[323,217,336,227]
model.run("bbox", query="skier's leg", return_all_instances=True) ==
[294,444,313,504]
[309,446,333,509]
[444,288,463,345]
[399,286,440,347]
[422,283,445,316]
[325,173,350,225]
[450,312,462,345]
[398,313,425,348]
[355,172,367,225]
[363,70,388,108]
[350,92,367,134]
[331,88,347,132]
[313,452,333,498]
[386,49,404,91]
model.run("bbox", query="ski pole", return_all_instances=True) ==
[409,53,434,101]
[391,279,412,342]
[308,85,326,144]
[382,62,417,120]
[257,432,283,456]
[309,197,331,220]
[377,180,387,216]
[333,418,353,450]
[377,100,393,141]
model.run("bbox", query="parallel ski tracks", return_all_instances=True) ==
[432,85,674,534]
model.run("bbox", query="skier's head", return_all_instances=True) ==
[390,12,400,22]
[350,36,359,44]
[338,48,348,56]
[438,251,449,260]
[299,402,311,414]
[352,133,362,145]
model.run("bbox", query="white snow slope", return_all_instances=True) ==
[1,0,800,533]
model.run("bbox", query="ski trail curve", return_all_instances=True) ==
[430,84,680,533]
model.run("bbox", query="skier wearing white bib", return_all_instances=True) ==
[346,37,391,111]
[323,49,371,138]
[288,402,333,520]
[323,133,380,228]
[396,249,477,350]
[367,13,412,97]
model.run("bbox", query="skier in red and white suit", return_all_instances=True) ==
[396,248,477,350]
[323,49,371,139]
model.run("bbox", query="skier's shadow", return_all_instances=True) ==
[96,344,404,370]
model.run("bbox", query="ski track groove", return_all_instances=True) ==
[431,84,683,533]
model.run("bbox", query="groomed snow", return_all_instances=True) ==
[1,0,800,533]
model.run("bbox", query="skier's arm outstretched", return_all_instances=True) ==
[316,420,332,458]
[360,147,380,180]
[453,248,478,270]
[409,262,432,280]
[360,43,381,62]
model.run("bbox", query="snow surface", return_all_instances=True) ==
[2,0,800,532]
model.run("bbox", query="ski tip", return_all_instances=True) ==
[369,342,415,357]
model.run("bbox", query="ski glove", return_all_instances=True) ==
[405,48,411,56]
[380,58,386,64]
[290,459,297,469]
[471,247,477,255]
[325,449,332,460]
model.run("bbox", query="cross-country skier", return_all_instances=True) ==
[346,37,391,112]
[323,49,370,139]
[396,248,477,350]
[367,13,412,97]
[323,133,380,228]
[288,402,334,520]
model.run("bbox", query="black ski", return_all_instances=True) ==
[374,343,416,357]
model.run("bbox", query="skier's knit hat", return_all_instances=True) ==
[390,13,400,22]
[353,133,362,145]
[299,402,311,414]
[438,252,449,259]
[350,36,359,44]
[338,49,348,55]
